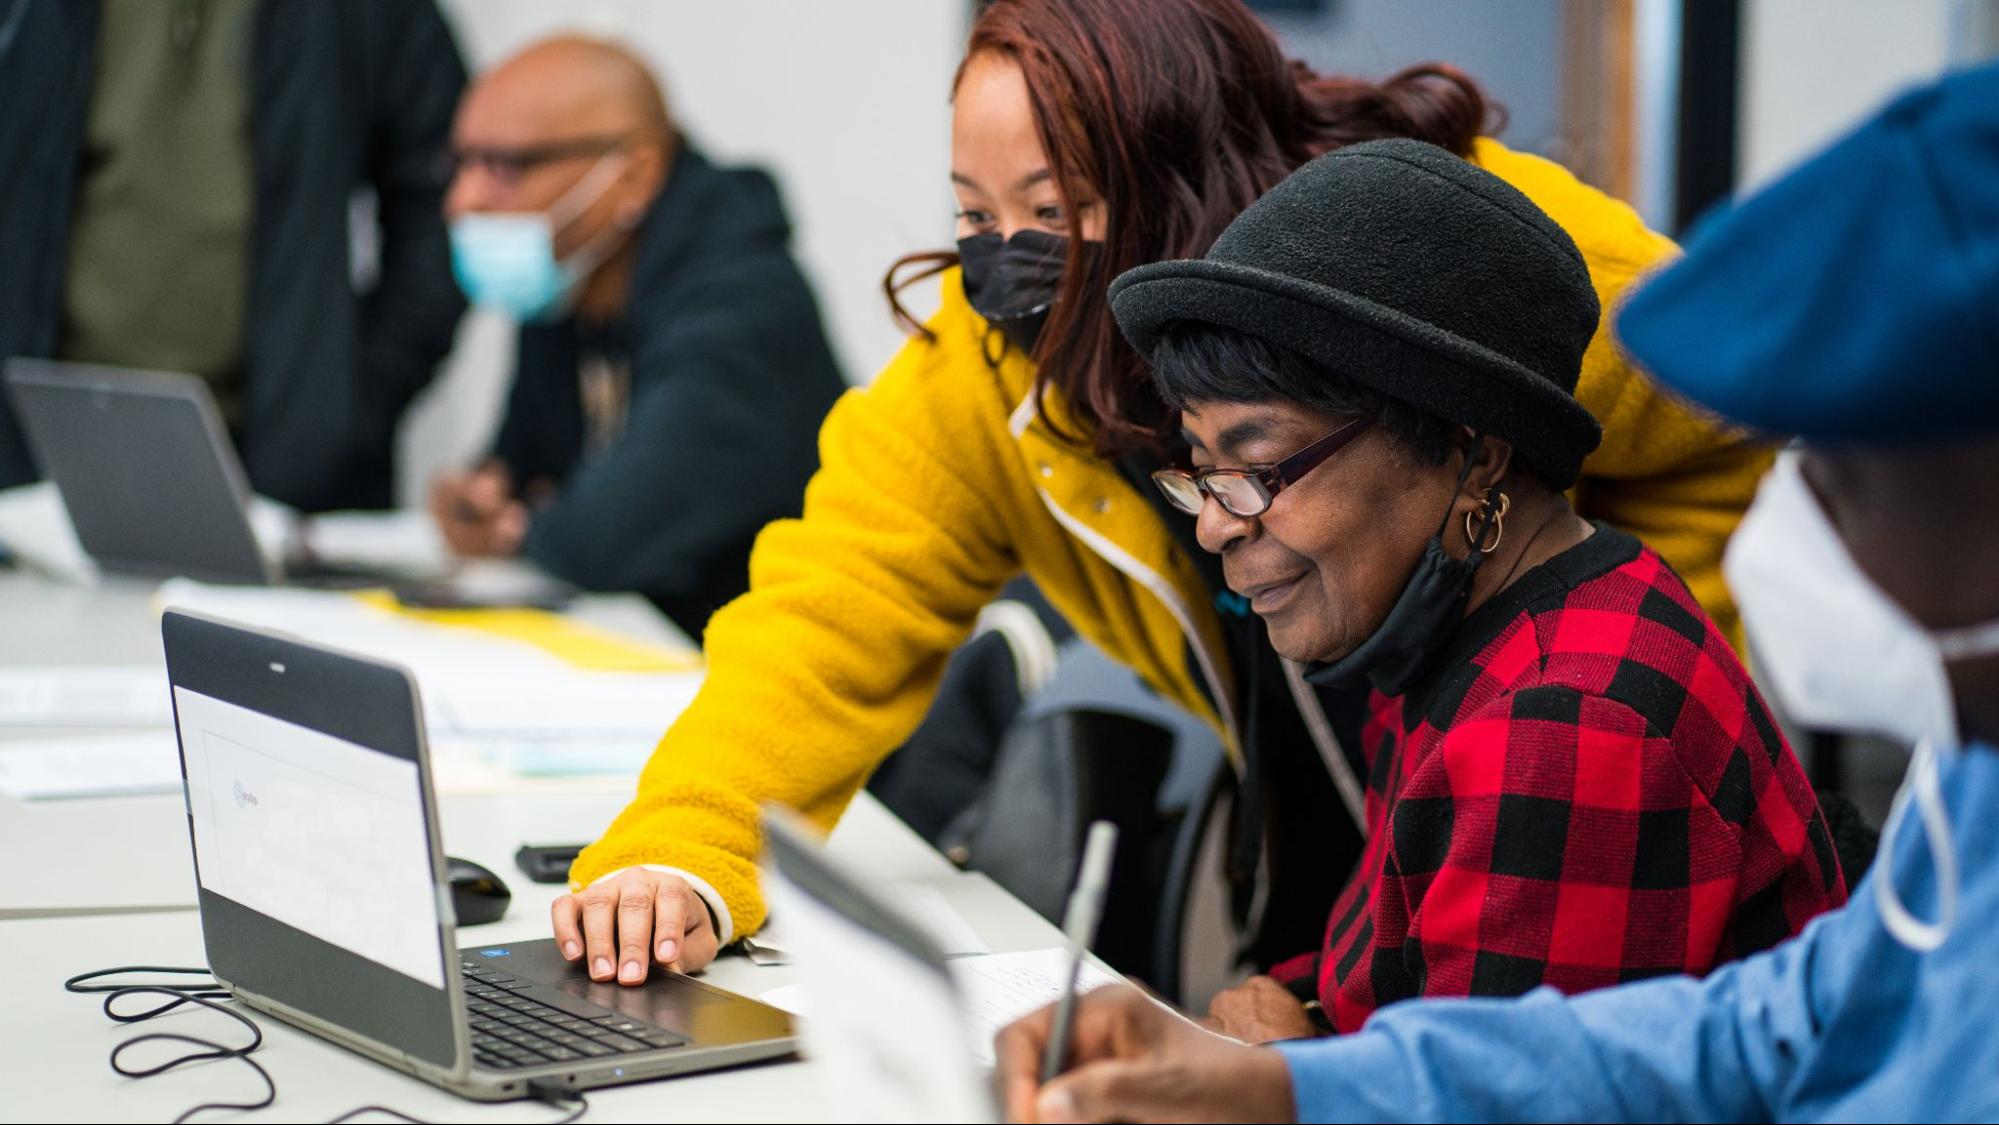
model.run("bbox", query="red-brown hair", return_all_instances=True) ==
[886,0,1499,456]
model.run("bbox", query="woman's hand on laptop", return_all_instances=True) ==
[551,868,719,984]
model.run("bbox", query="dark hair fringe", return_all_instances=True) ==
[1148,321,1460,468]
[883,0,1501,455]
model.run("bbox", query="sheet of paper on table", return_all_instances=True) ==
[948,948,1121,1064]
[0,731,182,801]
[753,881,994,964]
[423,673,701,740]
[0,666,171,727]
[155,579,701,741]
[758,983,812,1016]
[889,882,993,957]
[298,510,450,573]
[0,482,94,582]
[0,726,665,802]
[760,948,1117,1066]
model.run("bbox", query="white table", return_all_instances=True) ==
[0,567,698,919]
[1,804,1059,1123]
[0,565,1087,1121]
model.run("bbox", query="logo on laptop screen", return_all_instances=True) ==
[480,949,510,958]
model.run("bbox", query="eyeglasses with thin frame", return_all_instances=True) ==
[1151,414,1376,518]
[438,133,636,189]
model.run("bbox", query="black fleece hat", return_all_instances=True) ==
[1111,138,1604,487]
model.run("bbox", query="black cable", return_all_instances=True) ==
[326,1087,588,1125]
[98,984,276,1124]
[67,964,590,1123]
[65,965,228,997]
[528,1081,591,1124]
[325,1107,428,1124]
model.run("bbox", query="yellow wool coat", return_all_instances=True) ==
[571,139,1774,939]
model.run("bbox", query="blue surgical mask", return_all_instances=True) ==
[450,154,631,322]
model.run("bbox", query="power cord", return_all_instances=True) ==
[527,1082,591,1124]
[65,966,591,1122]
[64,968,273,1124]
[324,1083,585,1125]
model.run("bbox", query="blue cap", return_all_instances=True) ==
[1616,62,1999,445]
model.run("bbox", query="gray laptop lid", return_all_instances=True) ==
[5,358,273,583]
[762,810,995,1122]
[161,609,463,1071]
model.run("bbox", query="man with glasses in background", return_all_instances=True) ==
[432,35,843,638]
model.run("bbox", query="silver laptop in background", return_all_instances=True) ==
[4,357,467,587]
[6,359,278,583]
[161,608,796,1100]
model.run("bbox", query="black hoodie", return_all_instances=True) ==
[496,145,845,638]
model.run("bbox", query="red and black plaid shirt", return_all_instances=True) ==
[1272,526,1846,1032]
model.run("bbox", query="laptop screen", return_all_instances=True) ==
[175,686,444,988]
[162,609,459,1070]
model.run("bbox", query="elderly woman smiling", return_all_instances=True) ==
[1110,139,1845,1039]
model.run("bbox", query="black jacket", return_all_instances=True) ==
[496,146,845,637]
[0,0,467,511]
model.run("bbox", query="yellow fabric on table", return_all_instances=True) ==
[348,591,702,674]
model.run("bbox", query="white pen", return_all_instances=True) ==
[1041,820,1119,1084]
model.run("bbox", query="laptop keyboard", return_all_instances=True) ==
[460,960,685,1070]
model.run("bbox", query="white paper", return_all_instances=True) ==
[759,983,813,1017]
[156,580,529,674]
[889,883,992,957]
[423,671,701,738]
[755,880,994,963]
[0,666,171,727]
[0,482,95,583]
[298,510,449,573]
[245,496,299,563]
[435,732,665,777]
[0,730,182,800]
[155,580,701,739]
[948,948,1121,1064]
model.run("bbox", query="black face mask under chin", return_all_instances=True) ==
[1305,458,1502,697]
[957,229,1086,357]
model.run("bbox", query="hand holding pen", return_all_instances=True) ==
[996,821,1296,1122]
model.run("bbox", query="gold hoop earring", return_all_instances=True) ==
[1465,491,1510,554]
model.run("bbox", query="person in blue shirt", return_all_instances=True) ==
[994,59,1999,1124]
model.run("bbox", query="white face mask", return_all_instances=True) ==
[1725,449,1999,950]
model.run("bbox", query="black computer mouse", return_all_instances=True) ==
[447,856,512,926]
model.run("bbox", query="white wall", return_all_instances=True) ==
[398,0,966,506]
[1737,0,1959,193]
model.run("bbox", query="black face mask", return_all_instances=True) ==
[1304,458,1502,697]
[957,229,1075,356]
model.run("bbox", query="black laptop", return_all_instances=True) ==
[160,608,795,1099]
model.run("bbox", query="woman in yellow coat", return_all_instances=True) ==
[551,0,1773,986]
